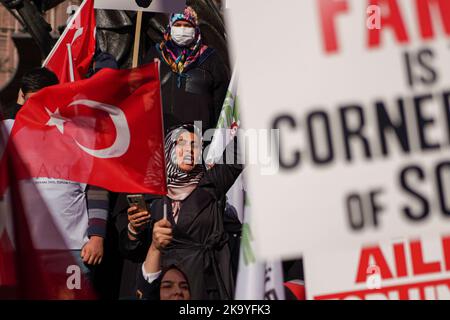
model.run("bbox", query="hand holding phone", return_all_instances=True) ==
[127,194,150,233]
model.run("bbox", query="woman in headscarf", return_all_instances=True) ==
[121,124,242,300]
[144,6,230,132]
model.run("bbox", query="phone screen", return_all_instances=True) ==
[127,194,146,211]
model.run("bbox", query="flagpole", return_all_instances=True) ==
[66,44,75,82]
[163,202,167,220]
[132,11,143,68]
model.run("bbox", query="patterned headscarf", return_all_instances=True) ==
[158,6,208,75]
[165,124,205,222]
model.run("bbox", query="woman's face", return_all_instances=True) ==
[175,131,201,172]
[160,268,191,300]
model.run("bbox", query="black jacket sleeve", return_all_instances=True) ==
[118,226,151,262]
[135,263,161,300]
[202,138,243,199]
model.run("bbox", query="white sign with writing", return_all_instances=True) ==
[304,235,450,300]
[226,0,450,259]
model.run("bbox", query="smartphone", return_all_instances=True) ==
[126,194,147,212]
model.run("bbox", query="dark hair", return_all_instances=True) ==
[20,67,59,94]
[160,265,190,285]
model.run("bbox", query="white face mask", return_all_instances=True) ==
[171,26,196,47]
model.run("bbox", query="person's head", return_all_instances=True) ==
[20,67,59,102]
[166,124,203,173]
[92,51,118,74]
[159,266,191,300]
[168,6,200,48]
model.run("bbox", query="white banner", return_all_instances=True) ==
[235,193,285,300]
[227,0,450,259]
[94,0,184,13]
[304,234,450,300]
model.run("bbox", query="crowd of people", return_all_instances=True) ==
[1,5,303,300]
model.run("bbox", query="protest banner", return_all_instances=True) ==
[304,234,450,300]
[226,0,450,259]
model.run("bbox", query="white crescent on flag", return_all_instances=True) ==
[71,27,84,45]
[45,99,131,159]
[68,99,131,159]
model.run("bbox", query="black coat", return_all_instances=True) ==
[144,45,230,133]
[120,162,242,300]
[135,263,161,300]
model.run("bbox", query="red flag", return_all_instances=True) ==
[0,125,15,293]
[0,122,96,299]
[9,62,167,195]
[43,0,96,83]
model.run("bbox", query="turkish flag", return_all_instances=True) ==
[43,0,96,83]
[9,62,167,195]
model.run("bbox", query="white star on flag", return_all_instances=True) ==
[45,107,69,134]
